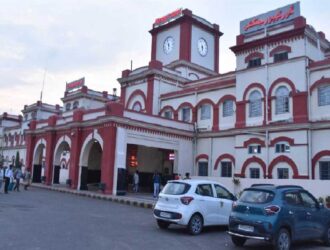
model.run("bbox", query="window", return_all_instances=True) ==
[214,184,232,199]
[300,191,317,208]
[65,103,71,111]
[318,85,330,106]
[240,190,274,204]
[132,102,142,112]
[198,162,208,176]
[223,100,234,117]
[275,86,289,114]
[248,58,261,68]
[182,107,190,122]
[284,192,301,206]
[196,184,213,197]
[319,161,330,180]
[250,168,260,178]
[274,52,288,62]
[221,162,232,177]
[249,90,262,117]
[248,145,261,154]
[200,104,211,120]
[162,182,191,195]
[164,110,172,119]
[275,143,290,153]
[277,168,289,179]
[73,101,79,109]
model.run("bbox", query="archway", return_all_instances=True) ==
[53,140,71,184]
[79,139,103,190]
[32,141,46,183]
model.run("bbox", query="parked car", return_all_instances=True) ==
[153,179,236,235]
[228,184,330,250]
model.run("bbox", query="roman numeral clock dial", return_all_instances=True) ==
[197,38,208,56]
[163,36,174,54]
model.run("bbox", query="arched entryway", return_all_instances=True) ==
[32,140,46,183]
[79,139,103,190]
[53,138,71,184]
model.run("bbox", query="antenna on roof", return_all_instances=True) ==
[130,60,133,71]
[40,68,47,102]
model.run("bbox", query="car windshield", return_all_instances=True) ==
[240,189,275,204]
[162,182,190,195]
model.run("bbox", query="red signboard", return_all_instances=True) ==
[154,9,182,27]
[66,77,85,91]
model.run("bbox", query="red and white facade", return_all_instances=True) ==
[1,4,330,195]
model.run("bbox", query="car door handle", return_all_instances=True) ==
[198,199,205,202]
[289,211,294,215]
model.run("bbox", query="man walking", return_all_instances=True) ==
[133,170,139,192]
[153,171,161,198]
[0,165,4,193]
[13,167,23,191]
[4,165,13,194]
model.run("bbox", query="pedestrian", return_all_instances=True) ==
[23,169,31,190]
[184,172,191,180]
[13,167,23,191]
[174,173,181,180]
[152,171,161,198]
[133,170,139,192]
[4,165,13,194]
[0,165,4,193]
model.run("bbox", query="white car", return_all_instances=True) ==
[153,179,237,235]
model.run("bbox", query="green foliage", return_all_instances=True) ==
[326,196,330,203]
[318,197,325,204]
[15,151,21,168]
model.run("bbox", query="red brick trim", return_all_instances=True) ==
[243,83,266,101]
[268,155,304,179]
[269,45,292,57]
[159,105,176,118]
[237,156,266,178]
[217,95,236,106]
[244,52,264,63]
[270,136,294,146]
[310,77,330,93]
[214,154,235,170]
[243,138,265,148]
[195,154,209,163]
[312,150,330,179]
[268,77,297,96]
[126,90,147,110]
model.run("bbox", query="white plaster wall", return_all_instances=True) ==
[268,39,305,64]
[306,39,324,62]
[174,66,208,80]
[211,137,235,176]
[125,82,147,107]
[156,26,180,65]
[191,25,215,70]
[161,94,196,111]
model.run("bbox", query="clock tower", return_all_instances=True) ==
[149,9,223,73]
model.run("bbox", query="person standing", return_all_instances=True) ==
[133,170,139,192]
[13,167,23,191]
[0,165,4,193]
[24,169,31,190]
[184,172,191,180]
[152,171,161,198]
[4,165,13,194]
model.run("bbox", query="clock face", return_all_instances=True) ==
[163,36,174,54]
[197,38,208,56]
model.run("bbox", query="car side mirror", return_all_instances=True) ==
[232,194,238,201]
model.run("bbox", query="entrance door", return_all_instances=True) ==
[53,165,60,184]
[198,162,208,176]
[80,167,88,190]
[33,164,42,183]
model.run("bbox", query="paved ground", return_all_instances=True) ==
[0,187,327,250]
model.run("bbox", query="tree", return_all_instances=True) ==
[15,151,21,169]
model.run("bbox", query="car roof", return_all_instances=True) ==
[168,179,223,185]
[247,184,304,192]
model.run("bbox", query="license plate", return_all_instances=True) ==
[238,224,254,232]
[160,212,171,219]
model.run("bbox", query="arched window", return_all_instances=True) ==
[65,103,71,111]
[318,84,330,106]
[163,109,173,119]
[275,86,289,114]
[223,100,234,117]
[72,101,79,109]
[132,102,142,112]
[200,104,211,120]
[181,107,191,122]
[249,90,262,117]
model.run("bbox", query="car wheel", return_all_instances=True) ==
[323,224,330,246]
[273,228,291,250]
[157,220,170,229]
[231,235,246,247]
[188,214,203,235]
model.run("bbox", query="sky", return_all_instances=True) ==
[1,0,329,115]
